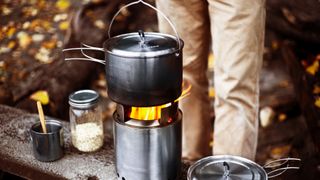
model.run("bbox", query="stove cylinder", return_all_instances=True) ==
[114,111,182,180]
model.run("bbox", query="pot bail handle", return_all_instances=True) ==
[107,0,182,52]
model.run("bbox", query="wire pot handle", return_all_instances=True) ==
[263,158,301,179]
[107,0,182,52]
[62,44,105,65]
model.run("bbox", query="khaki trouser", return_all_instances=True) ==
[156,0,265,160]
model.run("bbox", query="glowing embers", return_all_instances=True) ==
[129,82,191,121]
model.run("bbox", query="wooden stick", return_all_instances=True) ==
[36,101,47,133]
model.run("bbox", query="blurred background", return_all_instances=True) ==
[0,0,319,179]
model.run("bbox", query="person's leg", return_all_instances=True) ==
[208,0,266,160]
[156,0,212,160]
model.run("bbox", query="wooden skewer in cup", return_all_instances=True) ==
[36,101,47,133]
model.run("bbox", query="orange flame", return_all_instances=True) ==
[129,82,192,120]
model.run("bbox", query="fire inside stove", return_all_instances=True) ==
[127,83,191,121]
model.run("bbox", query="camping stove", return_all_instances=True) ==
[63,1,184,179]
[113,103,182,180]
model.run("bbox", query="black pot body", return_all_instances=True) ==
[105,51,182,106]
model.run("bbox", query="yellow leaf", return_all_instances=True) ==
[59,21,69,30]
[315,98,320,108]
[306,61,319,75]
[30,90,50,105]
[7,27,16,37]
[7,41,16,49]
[313,85,320,94]
[209,87,215,98]
[208,53,214,69]
[278,113,287,122]
[56,0,70,11]
[271,40,279,50]
[270,145,291,159]
[42,39,57,49]
[17,31,32,49]
[209,140,214,148]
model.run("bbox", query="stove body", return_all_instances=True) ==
[114,106,182,180]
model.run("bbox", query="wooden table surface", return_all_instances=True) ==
[0,105,189,180]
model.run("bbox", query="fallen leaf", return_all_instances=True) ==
[1,6,12,15]
[17,31,32,49]
[59,21,69,30]
[209,140,214,148]
[315,98,320,108]
[282,8,296,24]
[53,13,68,22]
[260,106,275,127]
[30,90,50,105]
[7,41,16,49]
[94,20,106,29]
[35,47,53,63]
[7,27,16,37]
[22,21,30,29]
[313,85,320,94]
[209,87,215,98]
[270,145,291,159]
[42,39,57,49]
[278,80,289,88]
[0,61,5,68]
[306,61,319,75]
[278,113,287,122]
[56,0,70,11]
[208,52,214,69]
[271,40,279,50]
[32,34,45,42]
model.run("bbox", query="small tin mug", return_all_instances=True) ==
[30,119,64,162]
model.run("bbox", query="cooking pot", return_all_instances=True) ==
[187,155,300,180]
[63,0,183,106]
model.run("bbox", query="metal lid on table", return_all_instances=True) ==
[69,89,99,109]
[103,31,182,58]
[188,155,267,180]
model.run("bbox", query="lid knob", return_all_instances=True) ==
[138,30,146,48]
[223,161,230,178]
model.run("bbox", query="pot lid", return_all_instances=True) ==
[188,155,267,180]
[69,89,99,109]
[103,31,182,58]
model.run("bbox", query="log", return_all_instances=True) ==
[281,41,320,153]
[1,0,136,119]
[266,0,320,44]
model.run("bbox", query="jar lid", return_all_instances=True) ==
[188,155,267,180]
[103,31,182,58]
[69,89,99,109]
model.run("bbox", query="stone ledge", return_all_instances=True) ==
[0,105,188,180]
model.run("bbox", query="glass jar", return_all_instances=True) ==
[69,89,104,152]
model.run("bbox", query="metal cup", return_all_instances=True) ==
[30,120,64,162]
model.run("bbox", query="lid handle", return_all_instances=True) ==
[263,158,301,178]
[107,0,182,53]
[138,30,146,48]
[223,162,230,178]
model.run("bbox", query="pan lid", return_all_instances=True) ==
[188,155,267,180]
[103,31,183,58]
